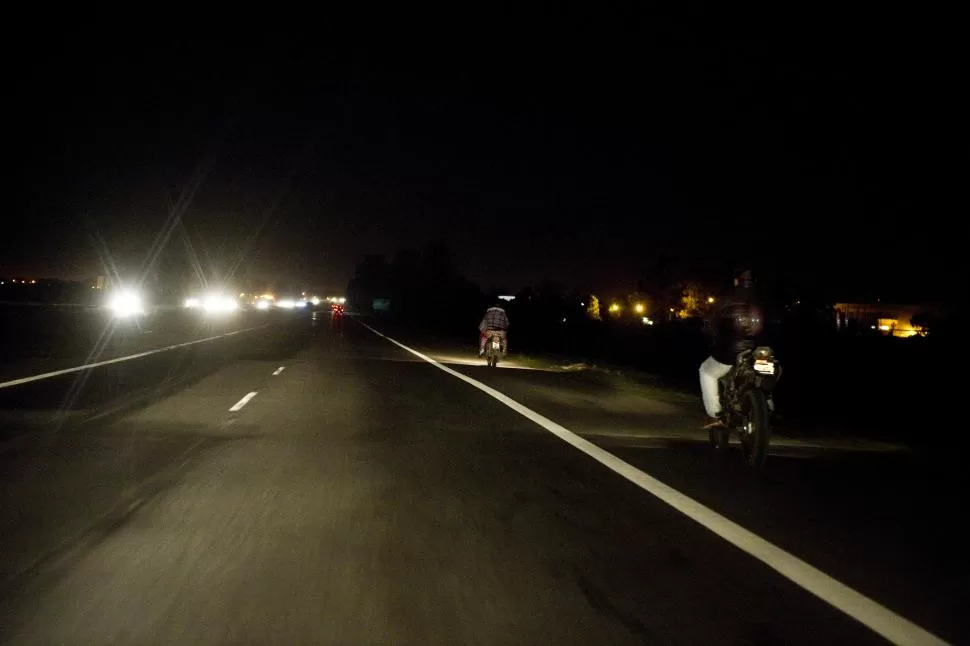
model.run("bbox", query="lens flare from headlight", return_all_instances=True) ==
[184,297,200,309]
[109,290,144,317]
[277,299,295,309]
[202,295,238,313]
[256,300,270,310]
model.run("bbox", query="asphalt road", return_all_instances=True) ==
[0,305,285,383]
[0,314,962,644]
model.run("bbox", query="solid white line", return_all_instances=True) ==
[228,391,258,412]
[272,366,285,376]
[358,322,949,646]
[0,324,274,390]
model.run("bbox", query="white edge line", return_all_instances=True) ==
[358,321,949,646]
[272,366,285,376]
[228,391,258,412]
[0,323,274,390]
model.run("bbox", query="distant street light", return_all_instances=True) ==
[634,303,645,314]
[708,296,715,304]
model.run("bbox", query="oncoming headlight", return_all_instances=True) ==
[109,290,145,317]
[203,295,238,313]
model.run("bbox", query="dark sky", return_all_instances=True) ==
[6,7,962,300]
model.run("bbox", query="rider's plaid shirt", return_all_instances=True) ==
[480,307,509,330]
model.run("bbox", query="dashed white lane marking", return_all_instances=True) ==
[228,391,258,412]
[272,366,285,376]
[360,322,949,646]
[0,323,275,390]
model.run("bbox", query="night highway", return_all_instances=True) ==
[0,310,961,645]
[6,7,962,644]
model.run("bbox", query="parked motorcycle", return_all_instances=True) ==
[709,346,781,467]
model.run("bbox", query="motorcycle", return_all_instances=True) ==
[331,303,344,332]
[709,346,781,467]
[484,330,505,368]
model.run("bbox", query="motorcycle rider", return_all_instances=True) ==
[478,300,510,357]
[700,269,766,428]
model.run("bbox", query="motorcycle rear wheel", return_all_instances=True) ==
[739,389,771,467]
[708,426,730,453]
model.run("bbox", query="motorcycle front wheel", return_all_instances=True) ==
[739,389,771,467]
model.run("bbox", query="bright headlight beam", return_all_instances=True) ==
[202,294,238,313]
[108,290,145,317]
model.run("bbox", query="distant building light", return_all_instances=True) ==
[498,295,515,301]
